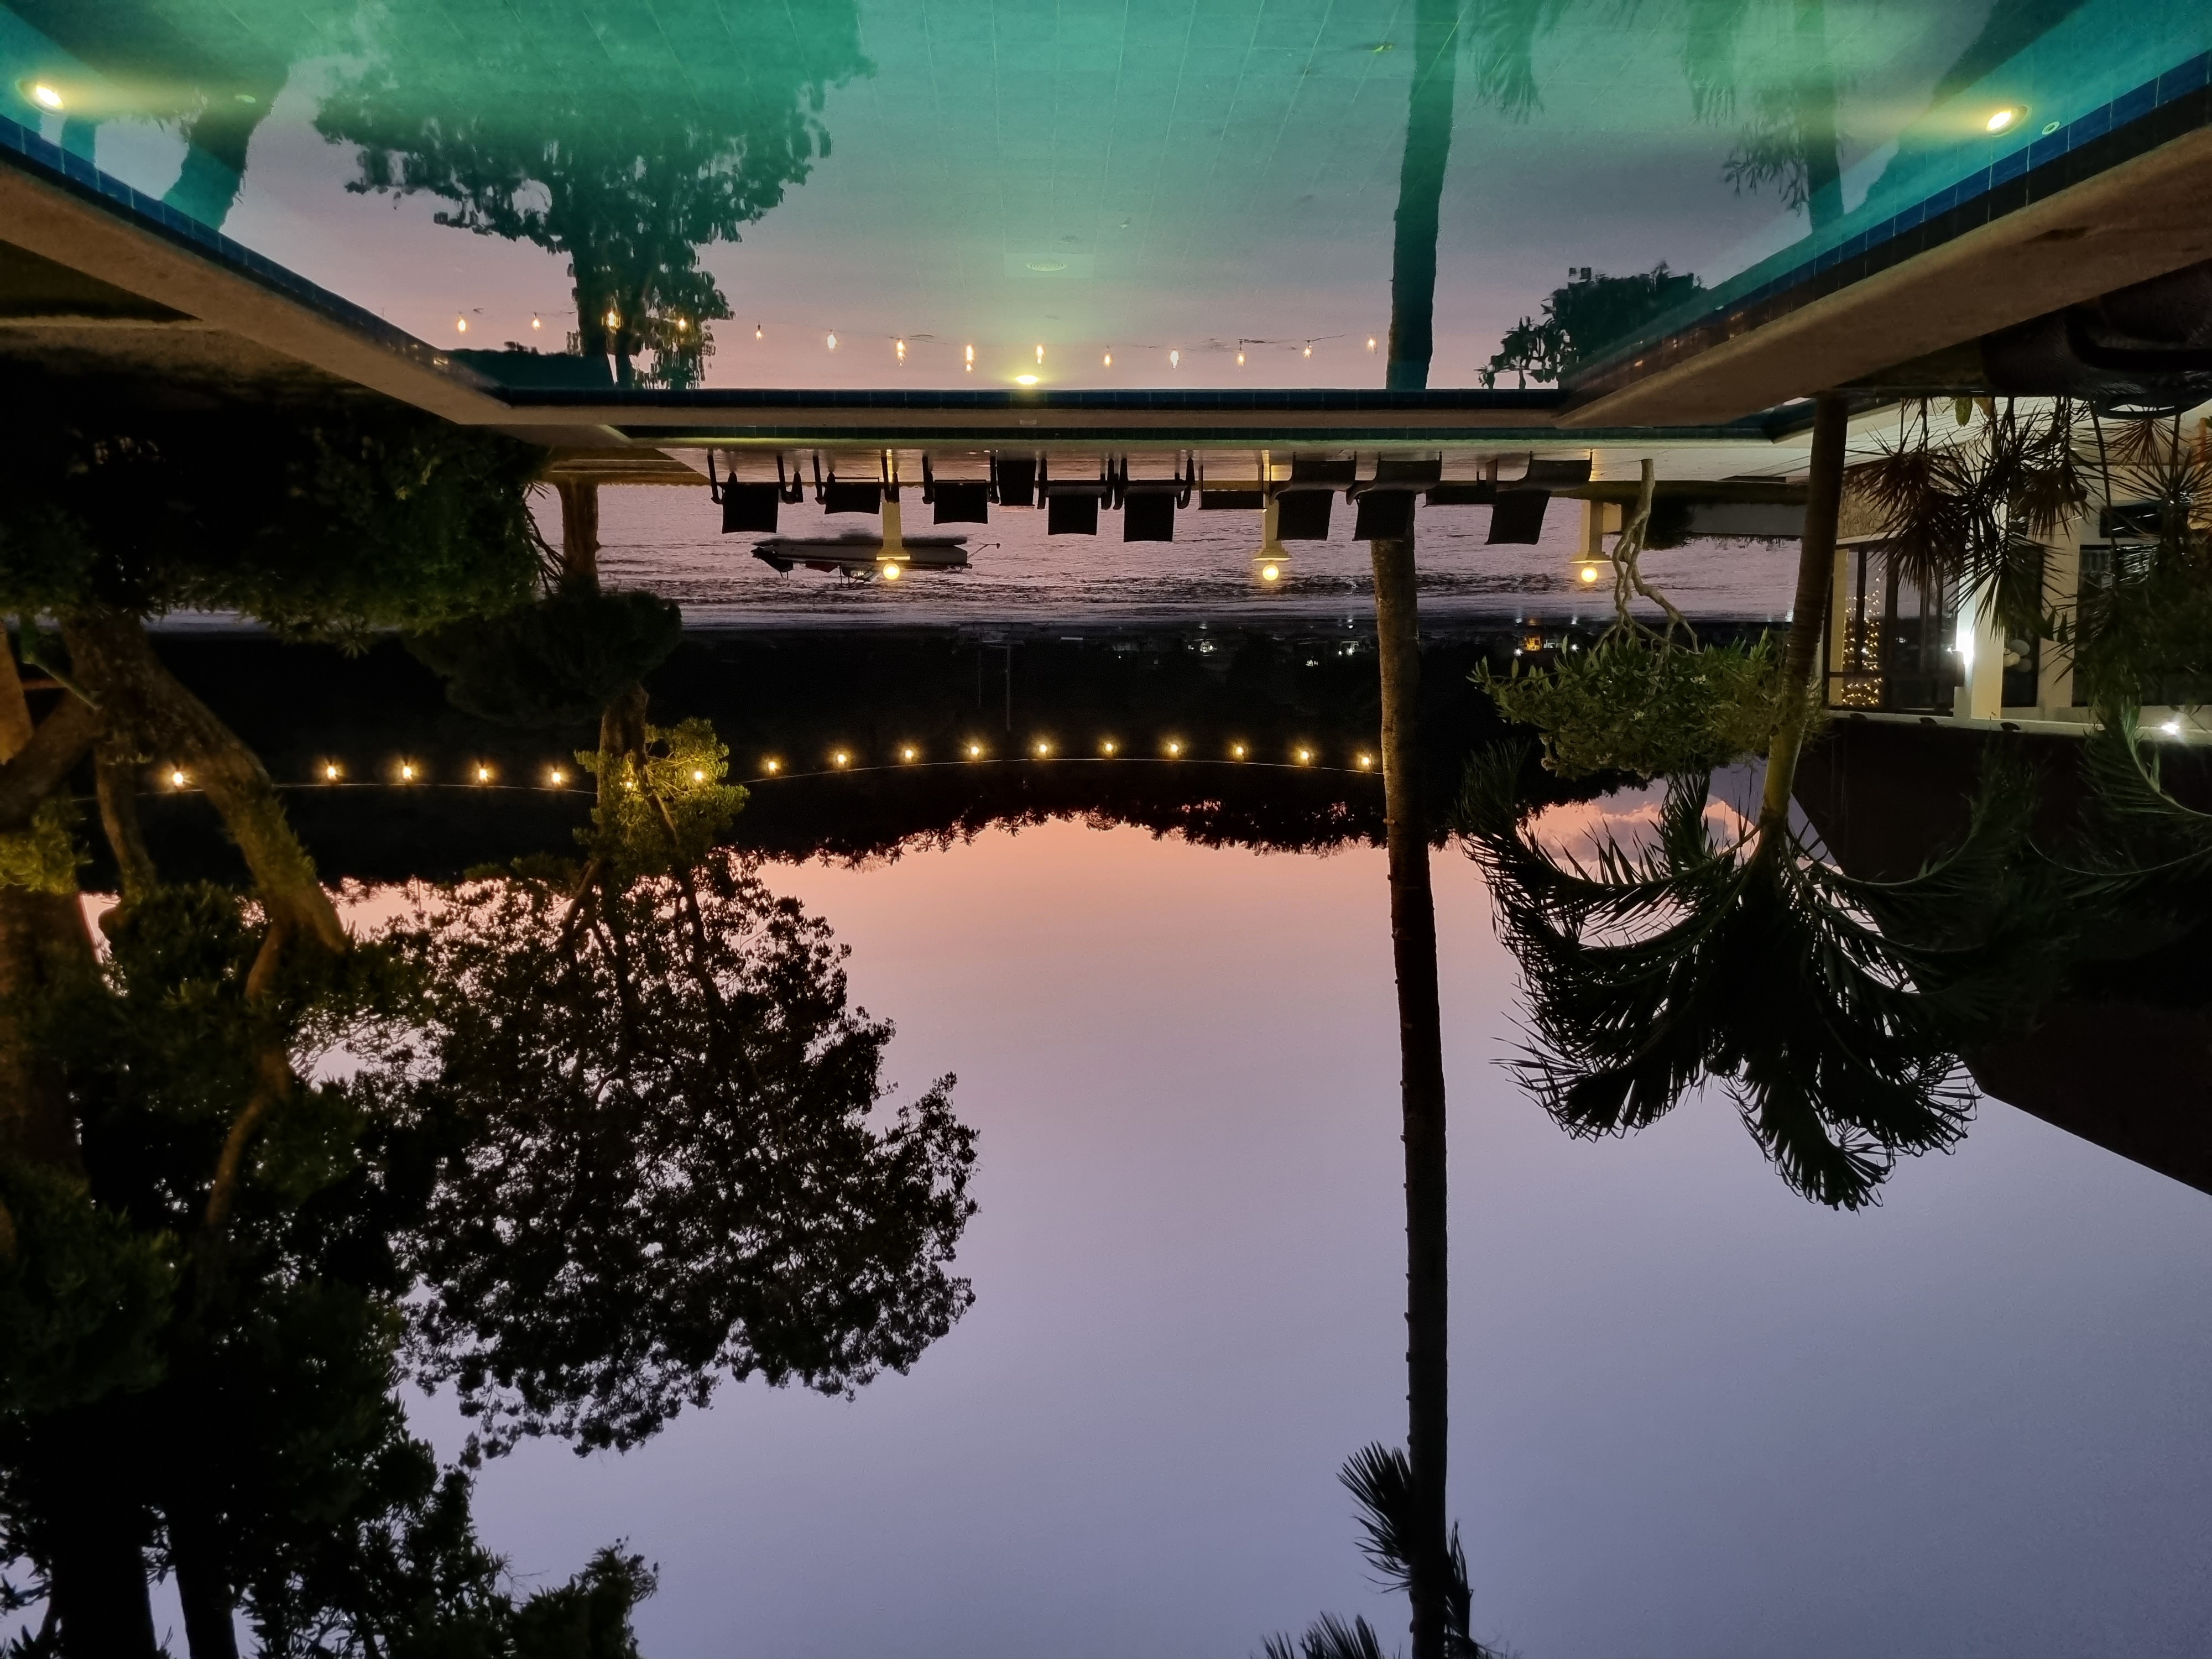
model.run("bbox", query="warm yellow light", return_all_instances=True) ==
[967,743,983,759]
[170,768,186,788]
[833,751,850,767]
[691,769,706,782]
[530,315,542,331]
[674,316,687,332]
[896,338,906,361]
[1296,748,1313,764]
[1579,564,1600,584]
[964,343,974,363]
[755,322,764,338]
[880,560,903,580]
[1358,753,1375,769]
[1102,739,1117,755]
[901,746,917,762]
[324,763,341,781]
[1237,349,1245,366]
[31,83,63,110]
[1036,343,1045,363]
[476,765,492,782]
[455,316,468,333]
[400,763,416,781]
[1366,336,1378,352]
[1260,562,1281,583]
[1103,351,1113,367]
[764,758,780,773]
[1165,740,1182,757]
[827,332,838,349]
[1231,743,1246,759]
[1169,349,1180,368]
[603,309,620,330]
[550,768,566,785]
[1986,106,2021,133]
[1016,374,1040,386]
[1303,343,1313,358]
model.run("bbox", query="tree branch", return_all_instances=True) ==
[0,696,100,832]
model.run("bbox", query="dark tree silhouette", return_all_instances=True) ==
[314,0,870,386]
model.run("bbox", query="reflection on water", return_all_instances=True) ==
[5,604,2212,1652]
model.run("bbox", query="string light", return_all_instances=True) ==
[755,322,764,338]
[900,746,919,762]
[1103,351,1113,367]
[455,316,468,333]
[964,343,974,366]
[1101,739,1117,755]
[530,315,542,331]
[896,338,906,363]
[170,768,187,788]
[1165,739,1182,757]
[967,743,983,760]
[550,768,566,785]
[1296,747,1313,765]
[764,758,781,773]
[1169,349,1180,368]
[1366,337,1377,352]
[827,332,838,350]
[1034,739,1052,757]
[833,750,851,767]
[603,309,620,330]
[1035,343,1045,364]
[1230,743,1246,759]
[476,764,493,782]
[323,763,341,781]
[674,316,687,332]
[1358,753,1375,769]
[1237,348,1245,366]
[1303,342,1312,358]
[399,762,416,781]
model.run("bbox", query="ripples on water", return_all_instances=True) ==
[582,484,1802,628]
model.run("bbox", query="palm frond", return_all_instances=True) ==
[1340,1442,1418,1594]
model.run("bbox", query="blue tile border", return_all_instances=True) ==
[0,109,490,393]
[1566,48,2212,404]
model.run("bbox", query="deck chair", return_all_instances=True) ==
[707,452,781,532]
[922,455,992,524]
[1277,490,1333,540]
[1486,489,1551,544]
[1426,481,1496,506]
[1287,455,1357,488]
[1048,492,1100,535]
[1124,492,1175,541]
[994,455,1037,508]
[1353,492,1415,540]
[1348,456,1443,498]
[1520,456,1593,487]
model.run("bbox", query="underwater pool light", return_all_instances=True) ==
[30,82,62,110]
[2162,719,2183,735]
[1985,106,2023,133]
[1016,374,1040,386]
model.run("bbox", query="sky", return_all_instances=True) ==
[393,816,2212,1658]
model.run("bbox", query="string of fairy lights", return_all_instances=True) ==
[155,741,1382,794]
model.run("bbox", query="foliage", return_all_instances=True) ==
[1478,635,1785,781]
[1259,1443,1501,1659]
[408,589,684,728]
[368,853,977,1457]
[0,801,82,897]
[0,400,547,641]
[575,718,747,875]
[0,1162,174,1420]
[1459,748,2056,1208]
[315,0,870,383]
[1481,263,1704,387]
[1858,398,2089,635]
[2059,416,2212,709]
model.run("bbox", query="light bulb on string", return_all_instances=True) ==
[1237,347,1245,366]
[530,315,542,331]
[755,322,764,338]
[1303,342,1313,358]
[455,316,468,333]
[1366,337,1377,352]
[1103,351,1113,367]
[603,309,620,330]
[1035,344,1045,364]
[895,338,906,363]
[827,332,838,350]
[1170,349,1180,368]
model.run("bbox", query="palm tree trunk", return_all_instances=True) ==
[1759,393,1849,838]
[1386,0,1460,392]
[1372,533,1450,1659]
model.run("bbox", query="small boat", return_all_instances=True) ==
[752,531,971,577]
[752,499,970,578]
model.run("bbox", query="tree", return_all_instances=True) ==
[364,730,977,1458]
[1480,265,1706,388]
[314,0,870,386]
